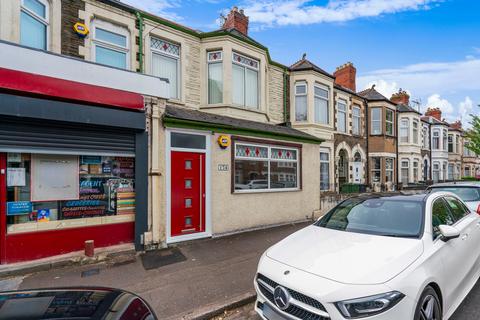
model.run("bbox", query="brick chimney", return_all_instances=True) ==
[333,62,356,92]
[425,107,442,121]
[222,6,249,36]
[391,89,410,105]
[450,120,462,130]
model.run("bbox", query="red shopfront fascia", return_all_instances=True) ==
[0,68,144,264]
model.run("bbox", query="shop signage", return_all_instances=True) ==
[37,209,50,222]
[73,22,89,37]
[7,168,26,187]
[7,201,32,216]
[218,164,229,171]
[81,156,102,165]
[218,135,231,149]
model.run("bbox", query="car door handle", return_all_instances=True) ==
[462,234,469,240]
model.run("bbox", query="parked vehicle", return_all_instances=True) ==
[0,287,156,319]
[427,182,480,213]
[254,193,480,320]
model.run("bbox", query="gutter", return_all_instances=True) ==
[136,12,144,73]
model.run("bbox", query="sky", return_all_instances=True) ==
[123,0,480,127]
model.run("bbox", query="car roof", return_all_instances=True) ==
[348,192,428,202]
[428,182,480,188]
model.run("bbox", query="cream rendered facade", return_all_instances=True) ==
[447,129,462,180]
[397,111,423,184]
[430,121,450,182]
[290,70,335,191]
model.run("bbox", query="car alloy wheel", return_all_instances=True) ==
[418,294,441,320]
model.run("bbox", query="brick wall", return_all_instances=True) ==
[61,0,85,58]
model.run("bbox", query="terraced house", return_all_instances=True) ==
[422,108,450,183]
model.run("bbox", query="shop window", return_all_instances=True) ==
[234,143,299,192]
[385,109,394,135]
[320,149,330,191]
[336,99,347,133]
[20,0,48,50]
[232,52,259,109]
[207,51,223,104]
[371,108,382,135]
[6,153,135,234]
[386,158,394,183]
[371,157,381,183]
[314,85,329,125]
[92,20,129,69]
[295,82,308,122]
[151,37,180,99]
[352,105,361,135]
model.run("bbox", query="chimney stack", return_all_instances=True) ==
[333,62,356,92]
[450,120,462,130]
[390,89,410,105]
[425,107,442,121]
[222,6,249,36]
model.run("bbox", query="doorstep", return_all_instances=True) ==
[0,243,136,279]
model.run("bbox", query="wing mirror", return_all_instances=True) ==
[439,225,460,242]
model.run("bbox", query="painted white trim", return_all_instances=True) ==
[368,152,397,158]
[91,19,130,70]
[20,0,49,50]
[166,128,212,244]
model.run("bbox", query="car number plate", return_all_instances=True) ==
[263,304,287,320]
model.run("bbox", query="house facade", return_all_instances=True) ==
[448,121,463,181]
[463,135,480,178]
[422,108,450,183]
[359,86,398,191]
[391,90,423,185]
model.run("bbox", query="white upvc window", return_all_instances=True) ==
[413,160,419,183]
[371,108,382,135]
[400,118,410,143]
[336,99,347,133]
[443,129,448,151]
[233,142,299,192]
[232,52,259,109]
[386,158,395,183]
[320,149,330,191]
[422,126,429,149]
[385,109,394,135]
[92,20,129,70]
[207,51,223,104]
[20,0,49,50]
[314,84,329,125]
[413,120,419,144]
[433,162,440,182]
[448,134,454,153]
[465,166,471,177]
[295,82,308,122]
[448,163,454,180]
[401,159,409,184]
[151,37,180,99]
[432,129,440,150]
[352,105,361,135]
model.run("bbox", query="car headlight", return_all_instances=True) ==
[335,291,405,318]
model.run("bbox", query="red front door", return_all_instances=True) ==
[171,151,205,237]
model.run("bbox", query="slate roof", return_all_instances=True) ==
[357,86,391,102]
[396,104,421,115]
[290,58,335,79]
[163,105,324,143]
[421,115,449,126]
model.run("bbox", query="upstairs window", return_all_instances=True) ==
[92,20,129,69]
[20,0,49,50]
[232,53,259,109]
[443,129,448,151]
[448,134,454,153]
[207,51,223,104]
[422,127,429,149]
[151,37,180,99]
[432,130,440,150]
[352,105,361,135]
[385,109,394,135]
[371,108,382,135]
[295,82,307,122]
[336,99,347,133]
[400,119,409,143]
[413,120,419,144]
[314,85,329,125]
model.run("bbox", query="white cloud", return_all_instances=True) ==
[121,0,182,21]
[422,94,475,128]
[239,0,439,27]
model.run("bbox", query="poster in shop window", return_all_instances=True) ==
[31,154,79,201]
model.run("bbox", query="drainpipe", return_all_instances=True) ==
[283,70,288,123]
[136,11,144,73]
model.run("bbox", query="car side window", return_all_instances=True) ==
[432,198,455,240]
[444,196,469,221]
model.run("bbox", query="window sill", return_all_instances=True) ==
[233,188,301,194]
[200,104,265,114]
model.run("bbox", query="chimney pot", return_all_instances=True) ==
[425,107,442,121]
[390,89,410,106]
[222,7,249,35]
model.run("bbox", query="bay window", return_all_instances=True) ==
[352,105,361,135]
[448,134,454,153]
[433,162,440,182]
[151,37,180,99]
[234,142,299,192]
[232,53,259,109]
[432,130,440,150]
[386,158,394,183]
[371,157,381,182]
[400,119,409,143]
[314,85,329,124]
[20,0,48,50]
[371,108,382,135]
[320,149,330,191]
[386,109,394,135]
[337,99,347,133]
[443,130,448,151]
[465,166,471,177]
[413,160,419,182]
[93,20,129,69]
[413,120,419,144]
[207,51,223,104]
[422,127,429,149]
[401,159,409,184]
[295,82,307,121]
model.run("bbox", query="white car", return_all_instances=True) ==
[254,192,480,320]
[427,182,480,214]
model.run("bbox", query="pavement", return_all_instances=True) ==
[4,221,311,320]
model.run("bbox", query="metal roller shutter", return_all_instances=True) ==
[0,117,135,156]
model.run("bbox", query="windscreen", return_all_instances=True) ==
[316,198,424,238]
